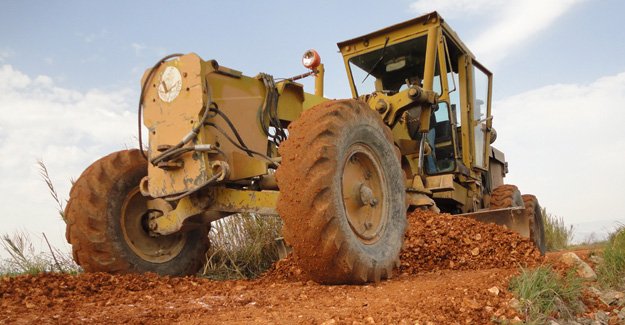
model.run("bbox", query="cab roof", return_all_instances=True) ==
[336,11,474,59]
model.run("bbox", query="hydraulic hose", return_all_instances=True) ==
[137,54,184,160]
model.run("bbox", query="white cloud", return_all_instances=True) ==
[410,0,586,66]
[470,0,585,65]
[0,49,14,63]
[131,42,168,59]
[131,42,146,56]
[0,64,137,254]
[79,29,109,43]
[80,54,106,64]
[410,0,504,17]
[494,70,625,227]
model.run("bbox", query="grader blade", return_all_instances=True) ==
[459,207,530,238]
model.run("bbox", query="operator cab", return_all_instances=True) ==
[337,12,493,179]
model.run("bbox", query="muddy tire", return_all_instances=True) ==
[276,99,406,284]
[489,184,524,209]
[65,149,209,275]
[522,194,546,255]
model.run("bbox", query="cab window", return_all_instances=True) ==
[472,65,489,169]
[348,35,428,96]
[424,102,456,174]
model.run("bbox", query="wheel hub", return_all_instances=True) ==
[341,143,387,244]
[120,188,187,263]
[359,184,378,207]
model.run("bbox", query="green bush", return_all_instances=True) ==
[597,224,625,289]
[509,265,583,323]
[201,213,283,280]
[541,207,574,251]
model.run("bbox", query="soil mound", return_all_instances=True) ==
[260,255,308,282]
[266,209,543,280]
[400,210,543,274]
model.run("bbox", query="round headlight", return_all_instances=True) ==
[302,49,321,69]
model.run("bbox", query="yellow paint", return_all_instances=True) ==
[211,188,279,215]
[142,55,319,198]
[151,196,204,235]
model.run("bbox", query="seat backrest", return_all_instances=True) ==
[434,121,452,143]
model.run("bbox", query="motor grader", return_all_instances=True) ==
[65,11,545,284]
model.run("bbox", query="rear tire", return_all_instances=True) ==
[276,99,406,284]
[489,184,524,209]
[522,194,546,255]
[65,149,209,275]
[489,185,546,255]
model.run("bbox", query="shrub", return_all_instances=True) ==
[541,207,574,251]
[509,265,583,322]
[0,160,79,276]
[597,224,625,289]
[201,213,283,280]
[0,231,79,276]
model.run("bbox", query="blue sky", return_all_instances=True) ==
[4,0,625,97]
[1,0,624,252]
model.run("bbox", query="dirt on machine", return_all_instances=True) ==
[64,11,546,284]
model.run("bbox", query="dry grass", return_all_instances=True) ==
[37,160,67,222]
[596,224,625,289]
[0,231,79,276]
[0,160,78,276]
[542,207,574,251]
[509,265,583,323]
[201,213,283,280]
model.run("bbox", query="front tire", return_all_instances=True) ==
[276,99,406,284]
[65,149,209,275]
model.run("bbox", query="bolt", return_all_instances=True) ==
[375,99,387,113]
[359,184,374,206]
[408,87,421,98]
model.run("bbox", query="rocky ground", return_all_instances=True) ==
[545,250,625,325]
[1,210,623,324]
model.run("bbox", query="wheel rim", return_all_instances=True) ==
[121,187,187,263]
[341,143,387,245]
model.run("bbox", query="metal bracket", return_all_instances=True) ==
[149,187,279,236]
[149,196,205,236]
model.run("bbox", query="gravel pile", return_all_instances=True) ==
[266,209,543,280]
[399,209,543,274]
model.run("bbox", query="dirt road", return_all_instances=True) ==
[1,268,522,324]
[1,211,542,324]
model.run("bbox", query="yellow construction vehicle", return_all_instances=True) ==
[65,11,545,284]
